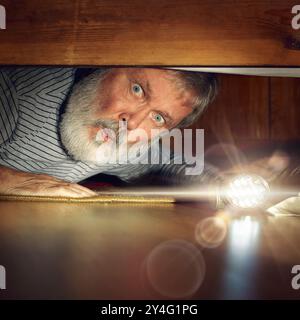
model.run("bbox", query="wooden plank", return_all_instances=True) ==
[193,74,270,144]
[1,200,300,299]
[0,0,300,65]
[271,78,300,140]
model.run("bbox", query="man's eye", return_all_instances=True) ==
[152,112,165,125]
[131,83,144,97]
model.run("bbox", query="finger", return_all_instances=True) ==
[59,183,98,197]
[49,186,87,198]
[5,182,93,198]
[67,186,96,197]
[4,186,81,198]
[69,183,97,196]
[46,182,96,197]
[34,177,97,196]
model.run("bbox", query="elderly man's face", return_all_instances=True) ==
[60,68,195,163]
[89,68,194,142]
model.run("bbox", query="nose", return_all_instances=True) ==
[119,112,129,123]
[119,111,148,130]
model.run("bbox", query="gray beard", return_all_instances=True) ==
[59,70,112,163]
[59,71,149,164]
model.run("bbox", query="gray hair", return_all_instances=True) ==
[166,69,218,128]
[69,67,218,129]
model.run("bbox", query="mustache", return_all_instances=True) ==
[94,119,119,131]
[91,119,124,145]
[88,119,150,148]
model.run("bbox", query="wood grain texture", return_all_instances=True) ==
[193,74,270,144]
[1,200,300,299]
[0,0,300,65]
[270,77,300,140]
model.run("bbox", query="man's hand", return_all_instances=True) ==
[0,165,96,198]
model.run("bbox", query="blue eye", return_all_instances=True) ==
[132,83,144,97]
[152,113,165,125]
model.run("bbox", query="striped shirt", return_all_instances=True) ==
[0,67,218,185]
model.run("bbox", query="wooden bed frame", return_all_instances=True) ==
[0,0,299,66]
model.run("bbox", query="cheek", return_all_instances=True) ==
[96,77,132,115]
[127,124,152,144]
[127,130,148,144]
[128,123,165,144]
[95,93,130,119]
[94,94,114,116]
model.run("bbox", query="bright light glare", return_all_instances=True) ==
[225,174,269,209]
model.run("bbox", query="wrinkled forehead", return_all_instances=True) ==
[118,67,180,84]
[114,67,196,104]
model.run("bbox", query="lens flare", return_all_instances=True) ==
[145,240,205,298]
[225,174,269,209]
[195,217,227,248]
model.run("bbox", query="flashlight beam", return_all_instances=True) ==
[97,187,217,202]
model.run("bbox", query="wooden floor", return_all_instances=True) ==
[0,200,299,299]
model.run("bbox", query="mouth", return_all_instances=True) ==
[95,127,115,144]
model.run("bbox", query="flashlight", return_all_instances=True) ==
[222,174,270,209]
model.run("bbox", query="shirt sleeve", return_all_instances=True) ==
[0,68,19,146]
[0,67,76,147]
